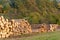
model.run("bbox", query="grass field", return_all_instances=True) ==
[0,31,60,40]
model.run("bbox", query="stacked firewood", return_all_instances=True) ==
[38,24,49,32]
[38,24,58,32]
[0,16,32,38]
[0,16,59,38]
[11,19,32,36]
[50,24,58,31]
[0,16,13,38]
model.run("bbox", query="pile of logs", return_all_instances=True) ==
[38,24,49,32]
[38,24,58,32]
[0,16,32,38]
[50,24,58,31]
[11,19,32,36]
[0,16,59,38]
[0,16,12,38]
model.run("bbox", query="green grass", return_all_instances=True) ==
[0,31,60,40]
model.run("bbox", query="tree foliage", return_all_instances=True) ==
[0,0,60,24]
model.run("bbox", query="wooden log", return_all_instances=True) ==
[1,34,5,38]
[5,34,10,38]
[0,35,1,38]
